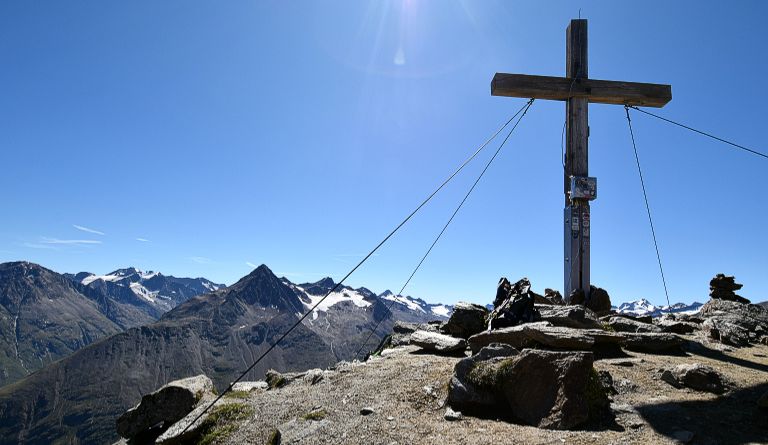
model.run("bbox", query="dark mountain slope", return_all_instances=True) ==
[0,262,122,388]
[0,265,334,445]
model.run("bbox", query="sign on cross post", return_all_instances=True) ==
[490,19,672,304]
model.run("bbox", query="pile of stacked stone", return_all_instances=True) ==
[699,274,768,346]
[395,276,691,431]
[709,274,750,304]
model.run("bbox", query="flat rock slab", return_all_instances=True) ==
[232,381,268,392]
[410,330,467,353]
[655,319,699,335]
[537,305,602,329]
[155,394,222,444]
[621,332,685,352]
[469,323,625,353]
[468,322,550,353]
[117,374,214,439]
[606,317,662,333]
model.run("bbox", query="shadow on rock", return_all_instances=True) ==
[635,381,768,445]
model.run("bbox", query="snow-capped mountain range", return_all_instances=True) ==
[378,289,453,318]
[281,277,453,323]
[70,267,225,313]
[615,298,703,317]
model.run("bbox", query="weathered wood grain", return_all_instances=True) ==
[491,73,672,108]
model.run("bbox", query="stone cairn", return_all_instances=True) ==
[709,274,750,304]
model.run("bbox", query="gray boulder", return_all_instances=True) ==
[655,318,699,335]
[500,350,603,429]
[538,305,602,329]
[586,285,612,313]
[448,347,605,430]
[390,321,442,346]
[441,302,488,339]
[266,370,288,389]
[660,363,730,394]
[544,288,564,305]
[410,330,467,354]
[303,368,325,385]
[606,316,663,333]
[447,343,519,411]
[116,374,214,439]
[699,298,768,346]
[702,318,750,347]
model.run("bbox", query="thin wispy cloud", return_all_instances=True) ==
[188,256,212,264]
[246,261,258,268]
[136,238,150,242]
[23,242,57,250]
[40,237,102,245]
[73,224,105,236]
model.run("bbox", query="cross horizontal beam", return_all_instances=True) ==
[491,73,672,108]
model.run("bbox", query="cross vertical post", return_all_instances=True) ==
[489,18,671,306]
[564,19,590,302]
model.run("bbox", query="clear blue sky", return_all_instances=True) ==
[1,1,765,306]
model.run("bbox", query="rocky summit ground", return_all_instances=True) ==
[215,335,767,445]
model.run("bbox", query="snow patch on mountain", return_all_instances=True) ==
[129,282,159,304]
[81,273,122,286]
[380,293,426,313]
[202,281,220,292]
[297,286,372,316]
[430,305,451,317]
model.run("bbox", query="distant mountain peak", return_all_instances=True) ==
[234,264,274,286]
[109,267,141,276]
[315,277,335,288]
[616,298,703,317]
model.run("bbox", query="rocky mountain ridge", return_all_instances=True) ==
[0,261,224,388]
[67,266,225,325]
[0,263,449,445]
[112,275,768,445]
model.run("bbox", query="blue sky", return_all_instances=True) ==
[1,1,765,306]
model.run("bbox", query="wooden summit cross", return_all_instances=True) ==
[491,19,671,302]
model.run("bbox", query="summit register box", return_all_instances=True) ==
[569,176,597,201]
